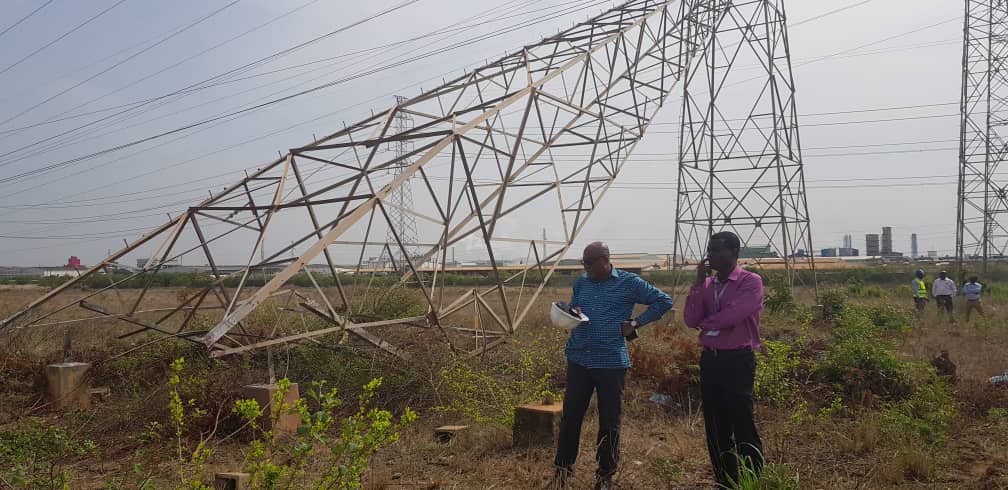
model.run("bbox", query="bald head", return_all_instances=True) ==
[582,242,612,281]
[584,241,610,258]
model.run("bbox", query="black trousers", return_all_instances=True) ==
[554,361,626,478]
[700,348,763,487]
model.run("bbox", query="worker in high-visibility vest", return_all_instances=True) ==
[912,269,929,312]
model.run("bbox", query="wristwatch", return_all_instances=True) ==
[626,319,640,340]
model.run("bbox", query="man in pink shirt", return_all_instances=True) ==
[683,231,764,487]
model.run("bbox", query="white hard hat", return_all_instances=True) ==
[550,302,588,329]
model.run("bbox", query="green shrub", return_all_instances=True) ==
[435,344,555,425]
[763,275,796,314]
[0,418,97,489]
[754,340,801,403]
[819,290,845,321]
[817,305,913,399]
[234,378,416,489]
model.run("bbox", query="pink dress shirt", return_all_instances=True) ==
[683,266,764,350]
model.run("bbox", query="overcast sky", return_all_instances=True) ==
[0,0,964,266]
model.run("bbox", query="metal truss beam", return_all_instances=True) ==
[2,0,732,358]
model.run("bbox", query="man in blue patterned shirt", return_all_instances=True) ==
[549,242,673,490]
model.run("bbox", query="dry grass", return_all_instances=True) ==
[1,282,1008,489]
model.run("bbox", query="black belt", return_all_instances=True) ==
[703,346,752,355]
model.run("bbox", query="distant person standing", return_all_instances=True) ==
[912,269,928,312]
[932,270,957,320]
[683,231,764,487]
[961,276,984,321]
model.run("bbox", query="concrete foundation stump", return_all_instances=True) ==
[214,472,250,490]
[45,362,91,411]
[241,383,301,435]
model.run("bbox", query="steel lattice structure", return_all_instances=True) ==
[0,0,796,358]
[673,0,814,287]
[384,95,421,272]
[958,0,1008,271]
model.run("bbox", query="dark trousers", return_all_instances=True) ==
[935,295,954,313]
[554,361,626,478]
[700,349,763,487]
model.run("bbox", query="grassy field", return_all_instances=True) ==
[1,272,1008,489]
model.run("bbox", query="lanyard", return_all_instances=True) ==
[713,279,729,311]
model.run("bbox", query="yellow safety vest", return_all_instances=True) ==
[913,278,927,298]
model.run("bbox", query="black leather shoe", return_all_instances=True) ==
[593,475,613,490]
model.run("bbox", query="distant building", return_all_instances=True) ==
[881,227,893,255]
[740,245,778,259]
[839,247,859,257]
[911,233,918,258]
[821,248,838,257]
[866,234,880,256]
[927,250,938,258]
[843,234,853,249]
[41,267,85,278]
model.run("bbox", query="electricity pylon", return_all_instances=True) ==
[673,0,816,289]
[958,0,1008,272]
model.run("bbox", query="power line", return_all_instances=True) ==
[0,0,607,184]
[0,0,426,160]
[0,0,555,163]
[0,0,959,223]
[0,0,130,78]
[0,0,245,128]
[0,0,56,41]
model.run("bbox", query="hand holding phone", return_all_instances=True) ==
[695,258,711,286]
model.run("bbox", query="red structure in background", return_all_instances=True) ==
[66,256,82,269]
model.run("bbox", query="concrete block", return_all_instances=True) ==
[89,386,110,402]
[434,424,470,443]
[513,401,563,448]
[214,472,250,490]
[45,362,91,411]
[242,383,301,435]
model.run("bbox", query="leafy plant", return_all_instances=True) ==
[435,344,555,425]
[167,358,214,490]
[763,275,796,314]
[0,417,97,489]
[819,289,845,321]
[233,378,416,489]
[754,340,800,403]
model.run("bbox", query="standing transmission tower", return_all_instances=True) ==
[674,0,815,287]
[384,95,420,271]
[958,0,1008,271]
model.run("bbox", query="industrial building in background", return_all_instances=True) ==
[866,234,880,256]
[881,227,893,256]
[958,0,1008,271]
[911,233,919,258]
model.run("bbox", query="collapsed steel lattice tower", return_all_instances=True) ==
[957,0,1008,271]
[673,0,815,287]
[2,0,805,358]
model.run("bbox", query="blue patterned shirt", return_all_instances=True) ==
[565,267,674,369]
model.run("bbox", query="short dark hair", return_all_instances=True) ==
[969,276,978,282]
[710,231,741,255]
